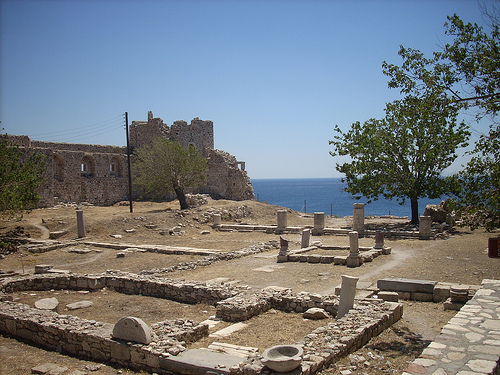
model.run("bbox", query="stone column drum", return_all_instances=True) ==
[337,275,359,318]
[76,210,86,238]
[352,203,366,232]
[301,228,311,248]
[312,212,325,235]
[213,214,222,227]
[419,216,432,238]
[347,231,361,267]
[277,210,288,230]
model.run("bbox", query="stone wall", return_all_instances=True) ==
[8,135,129,207]
[0,271,403,375]
[7,111,254,207]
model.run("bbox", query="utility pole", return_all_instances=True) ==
[125,112,133,213]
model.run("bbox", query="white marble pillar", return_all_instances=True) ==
[277,210,288,229]
[337,275,359,318]
[352,203,366,232]
[301,228,311,248]
[313,212,325,235]
[347,231,361,267]
[419,216,432,238]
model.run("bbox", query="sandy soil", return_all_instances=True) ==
[1,199,499,374]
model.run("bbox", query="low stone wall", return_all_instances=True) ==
[216,287,338,322]
[0,271,240,306]
[0,271,403,375]
[237,299,403,375]
[0,301,207,373]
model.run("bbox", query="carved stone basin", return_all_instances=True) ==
[261,345,303,373]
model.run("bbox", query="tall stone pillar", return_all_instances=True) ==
[312,212,325,235]
[337,275,359,318]
[76,210,86,238]
[301,228,311,248]
[213,214,221,227]
[352,203,366,232]
[277,210,288,230]
[419,216,432,238]
[347,231,361,267]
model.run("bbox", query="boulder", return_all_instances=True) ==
[423,200,450,223]
[303,307,329,320]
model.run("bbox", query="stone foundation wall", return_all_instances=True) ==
[0,270,403,375]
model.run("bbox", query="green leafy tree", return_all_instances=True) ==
[451,124,500,231]
[132,137,207,209]
[382,10,500,229]
[330,94,470,225]
[0,134,46,215]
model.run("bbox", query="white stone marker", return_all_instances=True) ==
[112,316,152,344]
[419,216,432,238]
[277,209,287,229]
[313,212,325,235]
[352,203,366,232]
[76,210,86,238]
[336,275,359,318]
[301,228,311,248]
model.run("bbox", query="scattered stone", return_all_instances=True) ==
[34,297,59,312]
[66,300,93,310]
[110,234,122,239]
[116,252,125,258]
[200,230,210,235]
[124,229,136,233]
[303,307,329,320]
[34,264,53,274]
[68,248,92,254]
[49,230,68,239]
[31,363,68,374]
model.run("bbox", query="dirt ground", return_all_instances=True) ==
[1,199,499,375]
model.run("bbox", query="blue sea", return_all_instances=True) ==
[251,178,444,218]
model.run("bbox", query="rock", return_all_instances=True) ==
[303,307,329,320]
[110,234,122,239]
[34,297,59,312]
[200,230,211,235]
[116,252,125,258]
[66,300,93,310]
[34,264,53,274]
[423,200,450,223]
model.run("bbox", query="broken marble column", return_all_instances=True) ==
[277,210,288,230]
[76,210,86,238]
[419,216,432,238]
[336,275,359,318]
[301,228,311,248]
[352,203,366,232]
[312,212,325,235]
[347,231,362,267]
[213,214,221,227]
[277,235,289,263]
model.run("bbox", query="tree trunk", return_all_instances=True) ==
[410,197,419,225]
[174,186,189,210]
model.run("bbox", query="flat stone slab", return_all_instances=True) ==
[377,278,437,294]
[206,342,258,358]
[160,348,243,375]
[66,300,93,310]
[31,363,68,374]
[209,322,248,338]
[34,297,59,312]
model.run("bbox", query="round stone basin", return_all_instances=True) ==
[262,345,303,373]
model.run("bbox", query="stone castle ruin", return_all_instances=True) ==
[9,111,254,207]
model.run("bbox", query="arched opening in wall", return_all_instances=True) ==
[110,156,123,177]
[81,155,96,178]
[53,154,65,181]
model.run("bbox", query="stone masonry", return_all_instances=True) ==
[8,111,254,207]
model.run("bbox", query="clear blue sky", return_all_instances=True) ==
[0,0,492,179]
